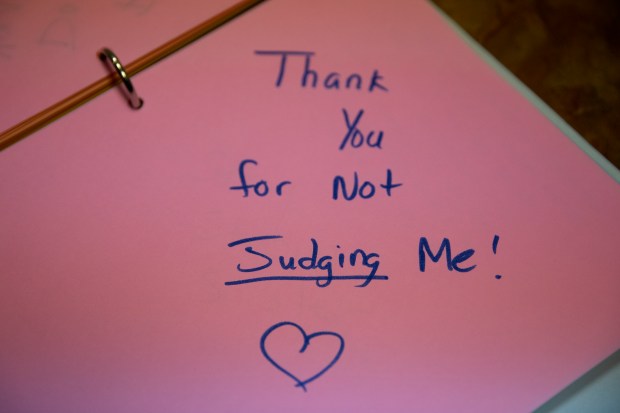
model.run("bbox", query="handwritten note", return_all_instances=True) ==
[1,1,619,412]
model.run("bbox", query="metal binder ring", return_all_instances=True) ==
[98,48,143,109]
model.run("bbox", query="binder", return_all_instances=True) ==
[0,0,265,148]
[1,1,619,412]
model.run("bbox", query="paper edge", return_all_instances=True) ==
[533,348,620,412]
[427,1,620,410]
[427,1,620,184]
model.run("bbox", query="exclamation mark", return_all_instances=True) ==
[492,235,502,280]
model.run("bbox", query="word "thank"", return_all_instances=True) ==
[255,50,388,92]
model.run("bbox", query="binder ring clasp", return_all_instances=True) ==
[99,48,143,109]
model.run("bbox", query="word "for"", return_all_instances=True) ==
[230,159,291,197]
[225,235,387,288]
[255,50,388,93]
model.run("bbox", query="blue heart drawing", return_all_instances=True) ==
[260,321,345,391]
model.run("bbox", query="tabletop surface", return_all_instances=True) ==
[433,0,620,169]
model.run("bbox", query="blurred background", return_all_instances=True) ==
[432,0,620,169]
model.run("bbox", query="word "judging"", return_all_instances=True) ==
[225,235,387,288]
[255,50,388,92]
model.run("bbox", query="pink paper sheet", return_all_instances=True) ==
[1,1,619,412]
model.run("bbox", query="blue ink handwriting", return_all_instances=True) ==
[419,235,505,279]
[332,169,402,201]
[230,159,291,197]
[260,321,344,392]
[419,237,476,273]
[492,234,502,279]
[226,235,386,288]
[340,109,384,150]
[255,50,388,92]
